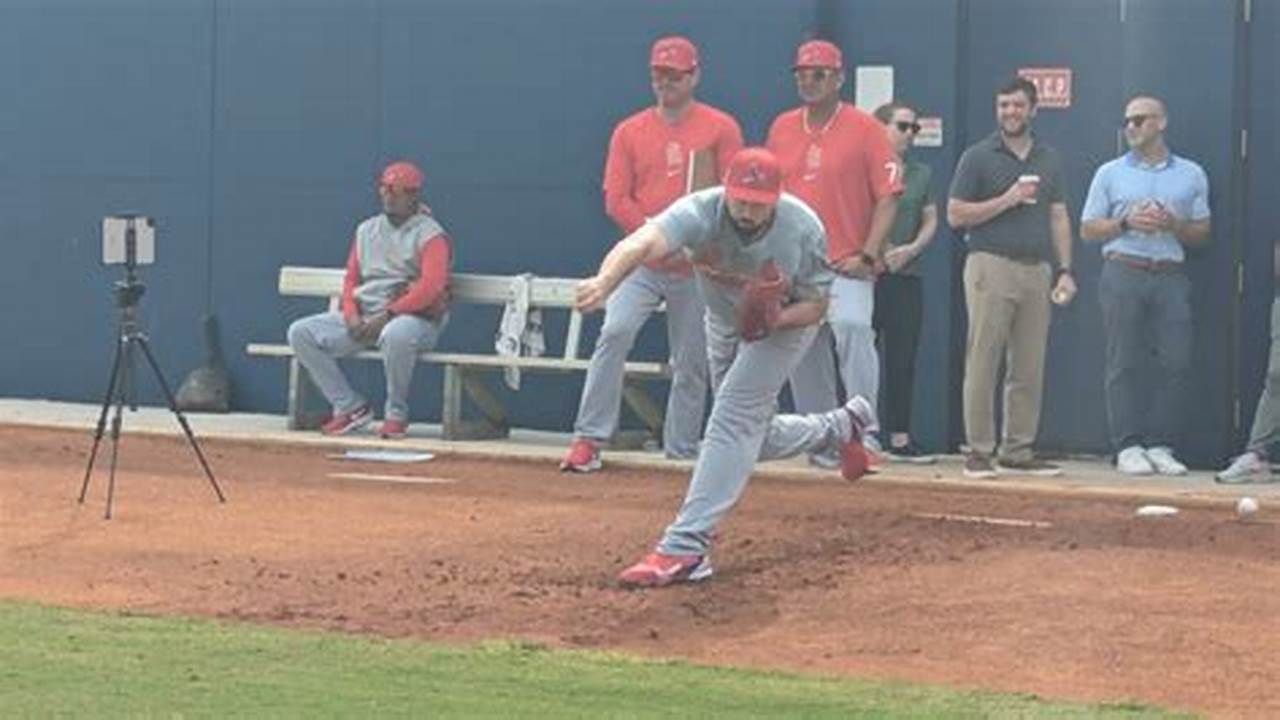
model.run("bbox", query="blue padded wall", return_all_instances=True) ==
[0,0,214,403]
[827,0,961,452]
[1,0,1273,465]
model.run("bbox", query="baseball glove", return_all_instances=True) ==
[736,260,788,342]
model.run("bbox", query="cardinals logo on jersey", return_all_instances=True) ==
[665,141,685,178]
[802,143,822,182]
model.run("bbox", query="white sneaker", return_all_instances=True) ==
[1144,446,1187,476]
[1215,451,1273,484]
[1116,446,1155,475]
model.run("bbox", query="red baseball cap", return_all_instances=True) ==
[793,40,843,70]
[650,36,698,72]
[723,147,782,205]
[380,161,423,191]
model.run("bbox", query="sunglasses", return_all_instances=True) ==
[793,68,835,82]
[650,68,692,82]
[1124,114,1154,128]
[894,120,922,134]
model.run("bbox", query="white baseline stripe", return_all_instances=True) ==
[327,472,458,485]
[911,512,1052,528]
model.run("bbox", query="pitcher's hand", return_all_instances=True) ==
[576,276,611,313]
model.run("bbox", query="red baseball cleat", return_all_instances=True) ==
[617,551,713,588]
[560,438,602,473]
[320,404,373,436]
[840,439,870,481]
[840,395,875,481]
[379,419,408,439]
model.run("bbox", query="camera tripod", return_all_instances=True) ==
[79,266,226,519]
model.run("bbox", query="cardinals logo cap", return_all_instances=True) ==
[380,161,423,191]
[793,40,843,70]
[723,147,782,205]
[650,36,698,72]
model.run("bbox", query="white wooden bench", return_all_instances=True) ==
[246,266,670,441]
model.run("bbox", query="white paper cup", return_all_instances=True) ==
[1018,174,1040,204]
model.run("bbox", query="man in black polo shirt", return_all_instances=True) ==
[947,76,1076,478]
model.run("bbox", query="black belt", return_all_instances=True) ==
[1105,252,1182,274]
[972,250,1046,266]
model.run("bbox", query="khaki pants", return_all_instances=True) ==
[1246,297,1280,453]
[962,251,1051,460]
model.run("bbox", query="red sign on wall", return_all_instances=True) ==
[1018,67,1073,109]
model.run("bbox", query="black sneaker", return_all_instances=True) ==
[963,452,997,479]
[996,456,1063,477]
[885,440,936,464]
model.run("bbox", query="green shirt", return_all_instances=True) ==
[885,160,933,276]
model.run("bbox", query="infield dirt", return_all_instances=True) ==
[2,426,1276,717]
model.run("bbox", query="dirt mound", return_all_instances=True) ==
[2,427,1276,716]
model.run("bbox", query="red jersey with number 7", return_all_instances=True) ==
[767,102,903,261]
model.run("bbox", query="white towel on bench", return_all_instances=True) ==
[494,273,546,390]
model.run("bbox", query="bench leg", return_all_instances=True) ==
[441,365,509,441]
[287,358,325,431]
[461,371,510,438]
[620,379,664,448]
[441,365,464,440]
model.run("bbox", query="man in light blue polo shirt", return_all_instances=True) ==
[1081,95,1211,476]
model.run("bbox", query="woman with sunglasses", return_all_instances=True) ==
[871,102,938,463]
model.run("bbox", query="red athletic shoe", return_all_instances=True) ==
[841,439,870,481]
[840,395,874,481]
[617,551,713,588]
[379,419,408,439]
[559,438,602,473]
[320,404,373,435]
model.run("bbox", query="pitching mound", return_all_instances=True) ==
[1,426,1276,716]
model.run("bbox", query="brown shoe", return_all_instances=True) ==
[996,456,1063,477]
[963,452,997,479]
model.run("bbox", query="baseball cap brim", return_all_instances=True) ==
[725,186,780,205]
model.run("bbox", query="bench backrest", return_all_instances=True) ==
[277,265,589,359]
[278,266,580,307]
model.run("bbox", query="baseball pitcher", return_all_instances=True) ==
[576,148,874,588]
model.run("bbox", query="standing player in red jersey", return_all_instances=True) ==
[561,36,745,472]
[767,40,902,463]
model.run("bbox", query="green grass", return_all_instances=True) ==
[0,601,1192,719]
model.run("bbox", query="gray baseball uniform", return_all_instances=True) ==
[572,269,707,458]
[573,101,743,458]
[288,210,448,423]
[647,188,854,556]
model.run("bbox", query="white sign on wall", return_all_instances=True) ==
[1018,67,1073,109]
[913,116,943,148]
[854,65,894,112]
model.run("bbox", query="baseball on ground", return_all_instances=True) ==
[1236,497,1259,517]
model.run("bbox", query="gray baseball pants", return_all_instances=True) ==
[287,311,446,422]
[572,267,708,458]
[657,320,851,556]
[790,276,880,424]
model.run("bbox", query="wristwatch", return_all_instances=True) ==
[1118,216,1131,234]
[1054,267,1073,283]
